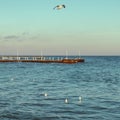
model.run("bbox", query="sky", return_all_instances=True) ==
[0,0,120,56]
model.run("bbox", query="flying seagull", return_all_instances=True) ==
[53,4,65,10]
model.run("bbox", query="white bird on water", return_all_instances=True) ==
[53,4,65,10]
[65,98,68,103]
[44,93,48,97]
[78,96,82,103]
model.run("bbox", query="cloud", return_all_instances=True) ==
[4,35,19,39]
[2,33,28,41]
[1,33,52,42]
[22,32,29,36]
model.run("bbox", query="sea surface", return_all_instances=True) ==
[0,56,120,120]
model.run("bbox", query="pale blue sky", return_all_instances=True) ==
[0,0,120,55]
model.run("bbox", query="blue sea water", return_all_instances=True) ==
[0,56,120,120]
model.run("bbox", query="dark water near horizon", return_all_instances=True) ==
[0,56,120,120]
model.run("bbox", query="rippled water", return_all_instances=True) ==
[0,56,120,120]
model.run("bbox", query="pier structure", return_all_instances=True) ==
[0,56,85,64]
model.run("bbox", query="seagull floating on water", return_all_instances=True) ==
[65,98,68,103]
[44,93,48,97]
[53,4,65,10]
[79,96,82,101]
[78,96,82,103]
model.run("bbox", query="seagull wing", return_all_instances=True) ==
[53,6,56,9]
[53,5,59,10]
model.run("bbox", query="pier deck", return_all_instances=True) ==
[0,56,85,64]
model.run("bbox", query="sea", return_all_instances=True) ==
[0,56,120,120]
